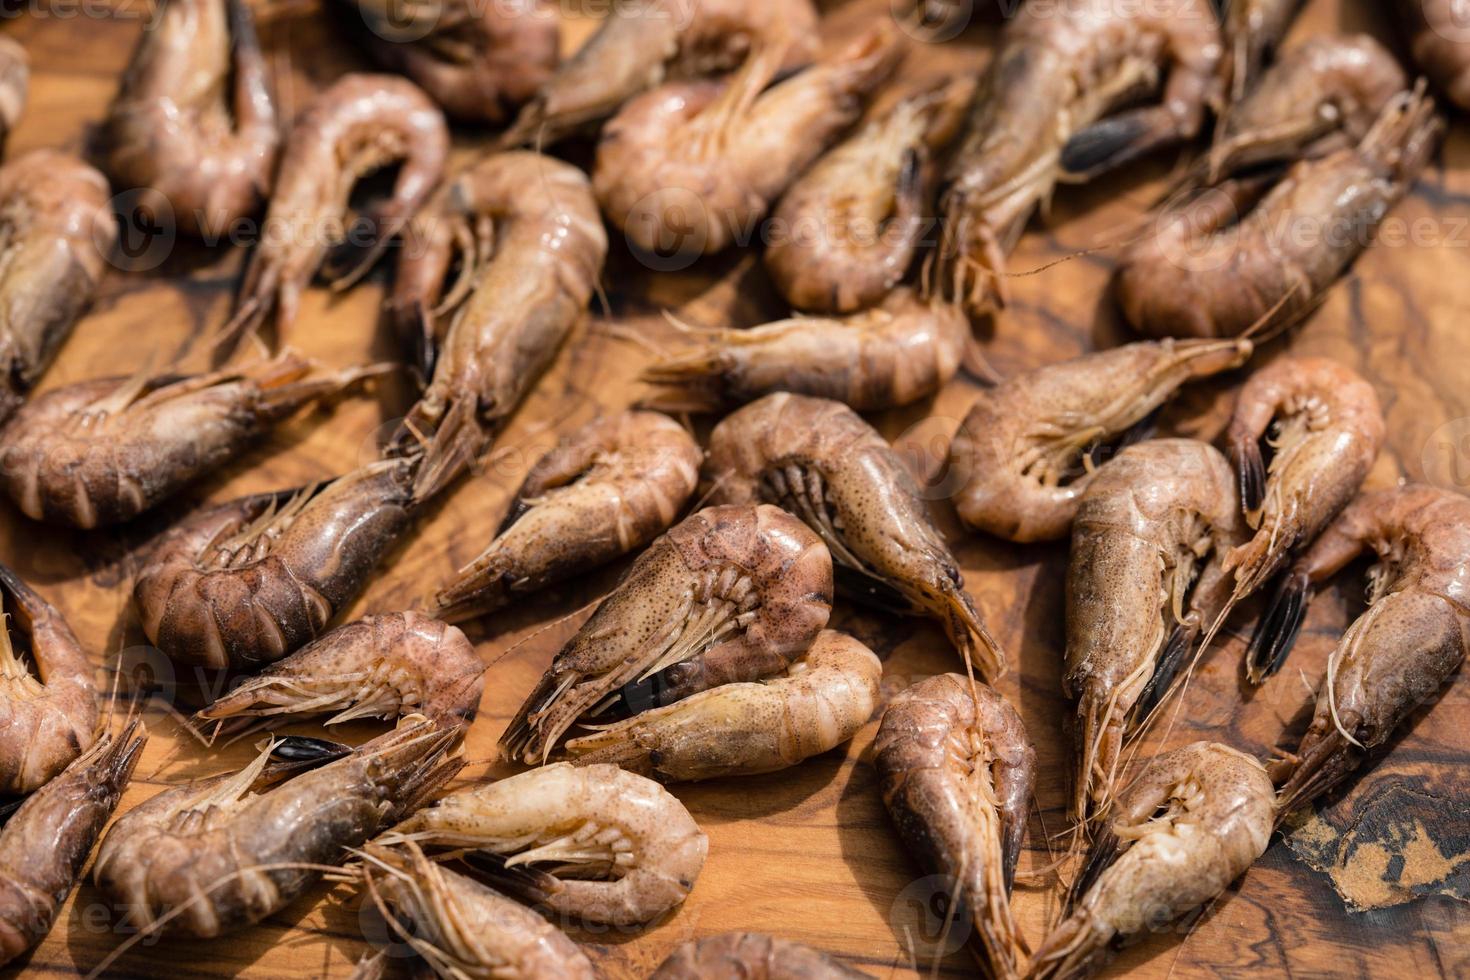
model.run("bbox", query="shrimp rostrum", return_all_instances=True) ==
[1400,0,1470,108]
[652,933,870,979]
[0,36,28,158]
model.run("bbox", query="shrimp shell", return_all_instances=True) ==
[0,36,28,157]
[651,932,869,979]
[1401,0,1470,108]
[1219,0,1303,99]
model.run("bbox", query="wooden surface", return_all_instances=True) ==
[3,0,1469,976]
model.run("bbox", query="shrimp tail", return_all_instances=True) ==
[638,349,733,413]
[1245,568,1310,684]
[456,849,563,905]
[1234,433,1267,514]
[1132,623,1195,721]
[1060,104,1187,180]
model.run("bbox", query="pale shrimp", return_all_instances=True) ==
[937,0,1222,314]
[563,629,881,781]
[1115,88,1441,339]
[498,503,832,764]
[0,150,116,424]
[652,933,869,979]
[500,0,821,149]
[195,611,485,733]
[873,674,1034,979]
[0,36,28,157]
[707,393,1005,679]
[950,338,1252,543]
[640,287,974,413]
[1400,0,1470,108]
[102,0,279,239]
[1246,486,1470,818]
[379,761,707,926]
[0,351,382,528]
[1219,0,1303,100]
[1064,439,1247,829]
[428,410,700,623]
[0,720,146,966]
[1031,741,1274,980]
[764,78,970,315]
[593,27,904,258]
[92,716,462,939]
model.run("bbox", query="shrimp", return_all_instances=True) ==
[1219,0,1303,100]
[950,338,1252,543]
[1031,741,1274,980]
[133,456,421,670]
[498,503,832,765]
[763,78,970,315]
[707,393,1005,679]
[0,720,146,966]
[195,612,484,733]
[936,0,1222,314]
[0,351,381,528]
[92,715,462,939]
[593,27,904,258]
[355,841,595,980]
[640,287,974,413]
[224,73,448,346]
[0,150,116,424]
[102,0,279,239]
[1400,0,1470,108]
[500,0,820,149]
[1064,440,1247,829]
[0,562,99,795]
[563,629,881,781]
[873,674,1034,980]
[652,933,869,979]
[428,410,700,623]
[379,761,707,926]
[1245,486,1470,817]
[0,36,28,157]
[1115,87,1441,339]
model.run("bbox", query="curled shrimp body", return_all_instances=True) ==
[563,629,881,781]
[1064,439,1247,828]
[594,28,904,258]
[382,761,707,926]
[1031,741,1274,980]
[873,674,1034,979]
[707,393,1004,679]
[93,716,462,939]
[0,721,146,966]
[499,503,832,765]
[0,352,378,528]
[501,0,820,149]
[1220,0,1303,99]
[950,338,1251,543]
[102,0,278,239]
[641,288,972,413]
[652,933,869,979]
[0,36,28,157]
[0,150,116,424]
[1401,0,1470,108]
[429,410,699,622]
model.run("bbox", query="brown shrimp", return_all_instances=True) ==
[0,150,116,424]
[498,503,832,765]
[874,674,1034,980]
[1115,87,1441,340]
[763,78,970,315]
[594,27,904,258]
[0,351,380,528]
[707,393,1005,679]
[500,0,820,149]
[937,0,1222,314]
[1031,741,1274,980]
[92,715,462,939]
[641,287,974,413]
[1245,486,1470,817]
[0,720,146,966]
[1064,439,1247,829]
[0,36,28,157]
[563,629,880,781]
[102,0,278,239]
[652,933,870,979]
[1219,0,1303,100]
[950,338,1252,543]
[1400,0,1470,108]
[428,409,700,623]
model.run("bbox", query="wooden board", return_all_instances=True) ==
[3,0,1469,976]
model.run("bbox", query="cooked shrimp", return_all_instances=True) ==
[707,393,1004,679]
[379,761,707,926]
[594,27,904,258]
[873,674,1034,979]
[93,716,462,939]
[1031,741,1274,980]
[652,933,869,979]
[1219,0,1303,100]
[499,503,832,764]
[0,36,28,157]
[1401,0,1470,108]
[0,351,381,528]
[102,0,279,239]
[500,0,820,148]
[563,629,880,781]
[950,338,1251,543]
[429,410,699,622]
